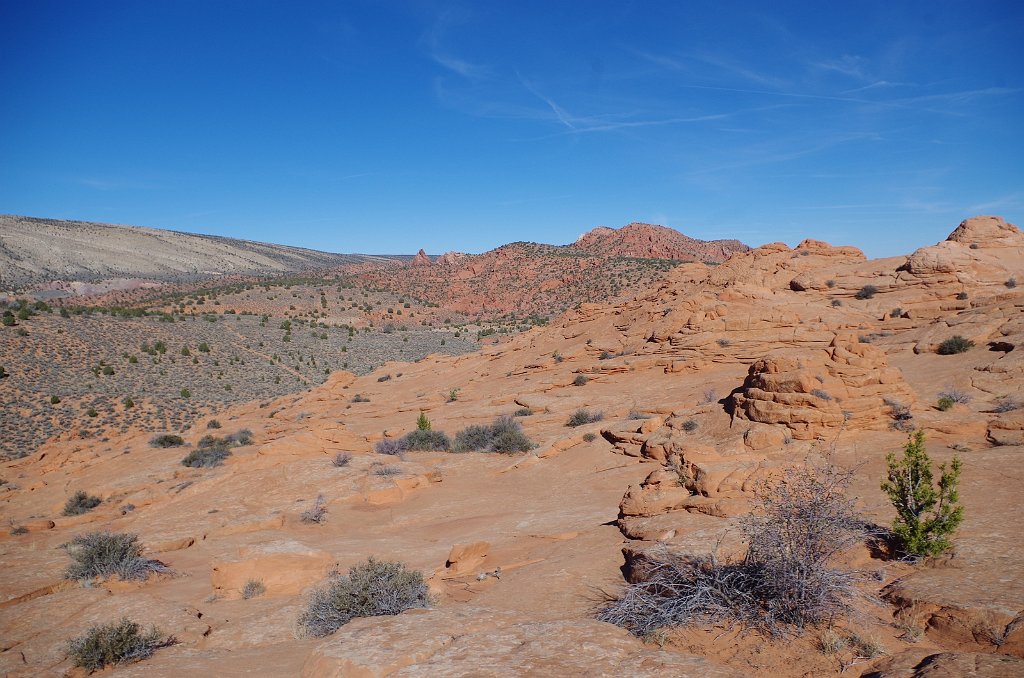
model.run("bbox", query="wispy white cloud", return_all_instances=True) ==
[639,50,790,89]
[814,54,871,81]
[671,82,1016,117]
[421,8,490,80]
[966,192,1024,213]
[841,80,909,94]
[515,73,764,135]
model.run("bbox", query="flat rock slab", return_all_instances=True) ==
[303,606,740,677]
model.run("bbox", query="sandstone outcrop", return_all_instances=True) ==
[409,249,432,267]
[731,336,917,439]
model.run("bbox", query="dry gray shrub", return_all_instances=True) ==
[598,462,867,637]
[297,557,430,637]
[300,494,328,524]
[64,532,169,581]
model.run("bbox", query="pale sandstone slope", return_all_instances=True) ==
[1,216,1022,677]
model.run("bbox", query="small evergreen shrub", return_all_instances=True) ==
[63,491,102,516]
[682,419,699,432]
[206,419,222,429]
[149,434,184,448]
[936,396,955,411]
[936,335,974,355]
[333,452,353,467]
[513,407,533,417]
[573,375,589,387]
[881,431,963,558]
[582,432,596,442]
[67,618,169,671]
[297,558,430,637]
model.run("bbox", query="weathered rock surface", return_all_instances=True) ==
[303,607,741,677]
[732,336,917,439]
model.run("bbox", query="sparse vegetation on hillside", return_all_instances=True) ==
[297,557,430,637]
[0,307,477,459]
[855,284,879,300]
[567,409,603,427]
[63,532,167,581]
[936,335,974,355]
[300,494,328,524]
[67,618,171,671]
[453,416,534,453]
[149,434,185,448]
[63,490,102,516]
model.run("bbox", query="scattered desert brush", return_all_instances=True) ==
[68,618,172,671]
[297,557,430,637]
[63,532,168,581]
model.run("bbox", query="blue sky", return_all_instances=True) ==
[1,1,1021,257]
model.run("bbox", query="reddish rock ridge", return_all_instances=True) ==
[574,222,750,261]
[409,248,432,267]
[353,223,750,320]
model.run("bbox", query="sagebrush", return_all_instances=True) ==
[63,490,102,516]
[453,416,534,453]
[67,618,170,670]
[297,557,430,637]
[64,532,168,581]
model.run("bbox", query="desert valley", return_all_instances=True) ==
[1,214,1022,677]
[3,3,1022,675]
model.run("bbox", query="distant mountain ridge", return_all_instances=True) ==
[0,215,394,288]
[573,222,749,261]
[352,222,751,319]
